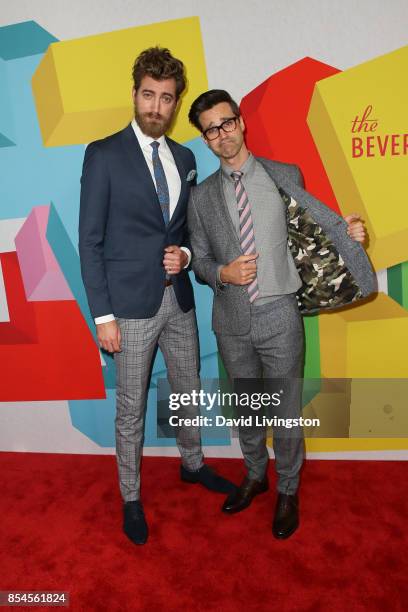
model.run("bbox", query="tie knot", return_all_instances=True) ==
[150,141,160,151]
[231,171,243,182]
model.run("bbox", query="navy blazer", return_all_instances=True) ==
[79,123,196,319]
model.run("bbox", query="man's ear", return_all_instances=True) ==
[239,115,246,133]
[201,134,209,147]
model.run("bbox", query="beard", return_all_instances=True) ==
[134,109,173,139]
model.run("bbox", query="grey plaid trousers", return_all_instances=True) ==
[114,286,204,502]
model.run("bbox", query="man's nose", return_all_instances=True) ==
[219,127,229,140]
[152,96,161,114]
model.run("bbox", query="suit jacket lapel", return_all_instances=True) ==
[256,158,294,199]
[166,137,188,227]
[214,170,241,249]
[257,156,322,215]
[121,124,165,226]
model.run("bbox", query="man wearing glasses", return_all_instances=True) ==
[187,89,375,539]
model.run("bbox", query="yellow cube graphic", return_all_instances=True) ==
[301,378,408,452]
[349,379,408,438]
[319,292,408,378]
[32,17,208,146]
[307,45,408,270]
[302,292,408,452]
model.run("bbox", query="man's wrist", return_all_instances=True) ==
[217,265,227,287]
[180,246,191,268]
[95,314,115,324]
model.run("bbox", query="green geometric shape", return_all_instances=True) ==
[217,353,228,380]
[302,313,321,407]
[388,261,408,310]
[304,313,321,378]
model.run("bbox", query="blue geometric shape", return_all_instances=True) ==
[145,380,231,448]
[0,134,15,148]
[191,274,217,359]
[0,21,58,60]
[0,52,84,251]
[185,136,220,183]
[199,352,222,379]
[151,352,221,393]
[69,391,116,447]
[69,369,231,449]
[0,57,16,146]
[47,203,116,389]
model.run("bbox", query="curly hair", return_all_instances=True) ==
[132,47,186,99]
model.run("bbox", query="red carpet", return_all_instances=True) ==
[0,453,407,612]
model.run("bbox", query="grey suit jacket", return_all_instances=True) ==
[187,157,377,336]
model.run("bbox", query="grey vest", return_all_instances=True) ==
[221,156,301,304]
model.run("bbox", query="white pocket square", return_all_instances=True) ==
[186,169,197,182]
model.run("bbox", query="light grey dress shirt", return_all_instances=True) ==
[220,153,302,305]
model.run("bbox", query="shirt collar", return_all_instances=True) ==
[131,117,168,152]
[221,151,256,181]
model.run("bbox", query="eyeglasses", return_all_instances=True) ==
[203,117,239,141]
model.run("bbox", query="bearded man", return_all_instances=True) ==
[79,49,234,547]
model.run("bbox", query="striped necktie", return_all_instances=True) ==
[150,141,170,225]
[231,171,259,303]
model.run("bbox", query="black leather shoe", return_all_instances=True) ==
[222,476,269,514]
[272,493,299,539]
[180,464,237,494]
[123,500,148,545]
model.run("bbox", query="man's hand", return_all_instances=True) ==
[345,213,366,243]
[96,320,121,353]
[220,254,259,285]
[163,245,188,275]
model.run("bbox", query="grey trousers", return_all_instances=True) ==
[114,286,204,502]
[216,293,305,495]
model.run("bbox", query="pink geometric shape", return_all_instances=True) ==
[14,205,74,301]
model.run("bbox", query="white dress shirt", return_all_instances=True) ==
[94,119,191,324]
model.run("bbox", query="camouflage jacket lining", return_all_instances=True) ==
[279,188,363,314]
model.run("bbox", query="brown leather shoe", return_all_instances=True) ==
[272,493,299,539]
[222,476,269,514]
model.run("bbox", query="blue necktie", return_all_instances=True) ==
[150,141,170,225]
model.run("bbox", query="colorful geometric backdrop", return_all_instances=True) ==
[1,17,407,457]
